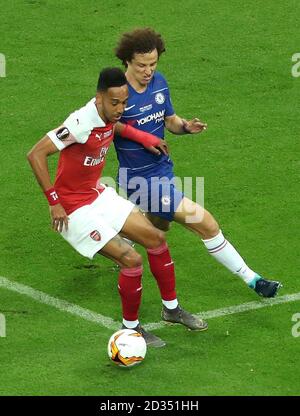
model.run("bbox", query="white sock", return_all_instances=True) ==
[122,319,139,329]
[202,230,257,285]
[162,299,178,309]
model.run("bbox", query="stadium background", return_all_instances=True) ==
[0,0,299,395]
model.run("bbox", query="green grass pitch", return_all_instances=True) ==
[0,0,300,396]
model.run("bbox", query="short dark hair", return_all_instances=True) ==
[115,27,166,67]
[97,67,127,91]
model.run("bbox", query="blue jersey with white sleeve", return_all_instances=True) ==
[114,72,175,173]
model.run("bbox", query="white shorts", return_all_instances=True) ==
[61,186,135,259]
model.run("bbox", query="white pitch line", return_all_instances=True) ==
[145,292,300,330]
[1,276,300,332]
[0,276,121,331]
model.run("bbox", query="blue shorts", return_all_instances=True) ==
[118,160,184,222]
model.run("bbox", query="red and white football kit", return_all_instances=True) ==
[47,98,135,259]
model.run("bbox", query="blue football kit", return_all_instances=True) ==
[114,72,184,221]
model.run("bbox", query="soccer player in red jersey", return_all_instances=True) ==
[27,68,208,348]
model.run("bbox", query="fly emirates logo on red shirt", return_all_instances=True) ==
[83,147,109,166]
[83,127,113,167]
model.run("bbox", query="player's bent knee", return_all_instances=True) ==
[209,219,220,237]
[121,251,143,269]
[198,219,219,239]
[188,212,220,239]
[146,229,166,249]
[158,229,166,245]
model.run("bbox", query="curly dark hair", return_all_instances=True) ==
[115,28,166,67]
[96,67,126,92]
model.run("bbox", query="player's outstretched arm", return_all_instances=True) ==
[165,114,207,135]
[115,122,169,156]
[27,136,69,232]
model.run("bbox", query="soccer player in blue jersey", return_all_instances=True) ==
[113,28,282,324]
